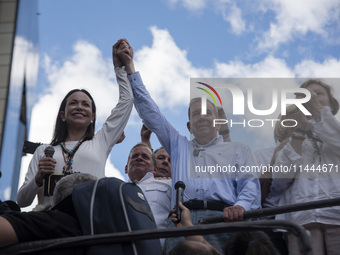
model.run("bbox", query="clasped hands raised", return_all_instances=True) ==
[112,39,135,74]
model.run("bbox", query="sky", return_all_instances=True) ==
[19,0,340,210]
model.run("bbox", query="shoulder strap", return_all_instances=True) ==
[119,183,138,255]
[90,179,100,235]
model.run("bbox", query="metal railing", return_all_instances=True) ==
[3,197,340,254]
[199,197,340,224]
[0,220,312,255]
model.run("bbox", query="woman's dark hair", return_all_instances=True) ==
[51,89,96,146]
[300,79,339,115]
[223,231,279,255]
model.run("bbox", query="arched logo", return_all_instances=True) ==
[196,82,311,116]
[196,82,222,106]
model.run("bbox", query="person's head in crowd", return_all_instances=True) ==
[187,98,220,145]
[52,173,97,207]
[125,143,157,183]
[169,240,221,255]
[51,89,97,146]
[300,79,339,115]
[154,147,171,178]
[223,231,280,255]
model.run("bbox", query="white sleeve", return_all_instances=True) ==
[92,66,134,156]
[17,145,48,207]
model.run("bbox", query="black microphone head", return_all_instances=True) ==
[175,181,186,190]
[44,146,55,158]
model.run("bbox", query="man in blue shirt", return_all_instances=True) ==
[115,38,261,254]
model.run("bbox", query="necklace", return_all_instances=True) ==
[60,137,85,174]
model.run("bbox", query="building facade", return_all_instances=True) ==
[0,0,39,201]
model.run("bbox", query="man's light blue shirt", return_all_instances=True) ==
[129,72,261,210]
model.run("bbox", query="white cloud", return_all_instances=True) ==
[167,0,207,11]
[166,0,340,51]
[133,27,340,149]
[215,55,294,77]
[10,36,38,89]
[220,1,246,35]
[257,0,340,51]
[166,0,248,35]
[213,54,340,99]
[105,156,125,180]
[4,187,11,201]
[43,41,118,123]
[294,58,340,78]
[134,26,213,109]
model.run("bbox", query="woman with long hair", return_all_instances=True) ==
[17,39,133,209]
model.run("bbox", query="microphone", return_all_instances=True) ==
[43,146,55,196]
[175,181,186,223]
[44,146,55,158]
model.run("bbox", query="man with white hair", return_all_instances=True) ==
[125,143,171,248]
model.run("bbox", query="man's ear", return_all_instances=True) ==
[153,165,159,174]
[187,121,191,133]
[125,165,128,174]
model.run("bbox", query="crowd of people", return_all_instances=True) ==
[0,38,339,255]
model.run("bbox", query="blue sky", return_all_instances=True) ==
[19,0,340,209]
